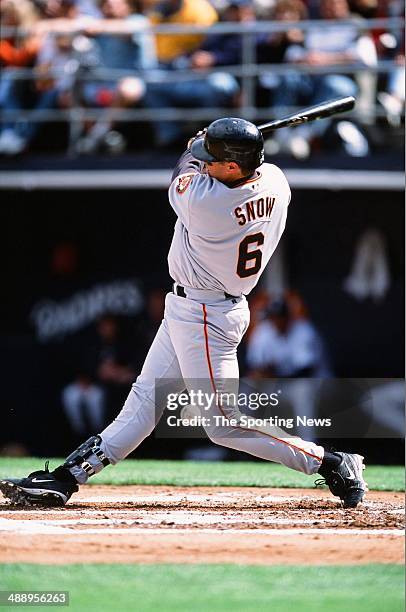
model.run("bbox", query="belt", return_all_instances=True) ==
[173,283,239,302]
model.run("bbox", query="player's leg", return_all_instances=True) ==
[166,293,367,507]
[0,313,185,505]
[166,293,324,474]
[65,316,184,484]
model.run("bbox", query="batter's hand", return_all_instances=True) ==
[187,127,207,150]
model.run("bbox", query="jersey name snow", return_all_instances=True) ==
[168,162,291,296]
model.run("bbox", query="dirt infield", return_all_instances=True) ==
[1,486,404,565]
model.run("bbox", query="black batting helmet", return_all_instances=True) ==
[190,117,264,169]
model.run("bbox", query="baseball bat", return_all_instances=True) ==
[257,96,355,134]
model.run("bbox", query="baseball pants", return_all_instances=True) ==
[97,288,324,477]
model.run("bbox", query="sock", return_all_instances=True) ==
[318,451,342,476]
[52,466,78,485]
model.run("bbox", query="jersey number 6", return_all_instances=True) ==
[237,232,265,278]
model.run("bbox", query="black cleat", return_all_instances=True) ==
[0,461,78,507]
[316,453,368,508]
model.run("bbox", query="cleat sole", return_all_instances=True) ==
[0,480,66,507]
[0,481,31,506]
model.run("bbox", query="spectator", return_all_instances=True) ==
[83,0,156,74]
[0,0,80,155]
[147,0,218,65]
[348,0,378,18]
[378,52,404,127]
[74,0,102,17]
[177,0,257,70]
[61,311,138,439]
[268,0,377,158]
[62,375,106,438]
[138,73,239,148]
[0,0,42,154]
[246,295,331,378]
[93,314,137,418]
[73,0,157,153]
[257,0,308,64]
[0,0,41,66]
[252,0,279,18]
[246,293,331,439]
[61,312,138,440]
[35,0,97,18]
[129,0,255,147]
[376,0,404,127]
[256,0,308,112]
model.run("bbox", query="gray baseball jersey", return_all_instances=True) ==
[167,157,291,296]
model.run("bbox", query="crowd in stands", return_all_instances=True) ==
[0,0,404,156]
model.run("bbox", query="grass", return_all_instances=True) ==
[0,461,403,611]
[0,564,404,612]
[0,458,403,491]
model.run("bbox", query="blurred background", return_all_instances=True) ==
[0,0,404,463]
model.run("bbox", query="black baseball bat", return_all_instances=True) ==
[257,96,355,134]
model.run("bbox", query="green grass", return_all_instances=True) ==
[0,458,403,491]
[0,564,404,612]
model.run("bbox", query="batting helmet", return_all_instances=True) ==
[190,117,264,169]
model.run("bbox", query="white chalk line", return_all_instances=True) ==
[0,517,403,537]
[1,491,402,506]
[61,494,318,504]
[1,507,403,517]
[0,515,344,528]
[0,491,346,504]
[1,506,403,528]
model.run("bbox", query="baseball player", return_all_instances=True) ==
[0,118,367,508]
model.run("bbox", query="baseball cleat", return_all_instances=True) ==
[316,453,368,508]
[0,461,78,507]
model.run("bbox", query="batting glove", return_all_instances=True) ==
[187,127,207,150]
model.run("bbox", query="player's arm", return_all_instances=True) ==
[168,130,211,227]
[171,127,208,181]
[169,158,212,230]
[168,149,201,229]
[171,149,201,182]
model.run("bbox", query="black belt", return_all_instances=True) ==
[174,284,238,301]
